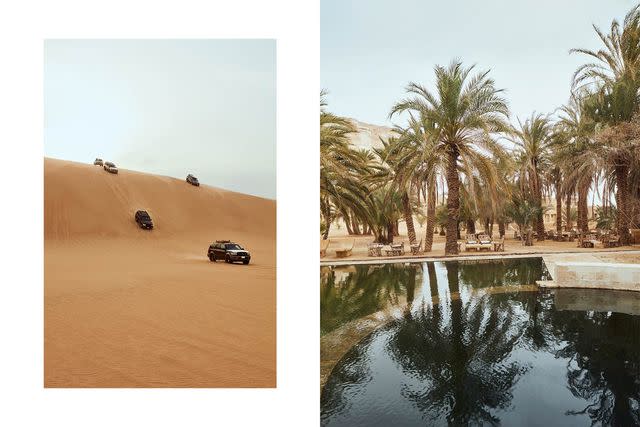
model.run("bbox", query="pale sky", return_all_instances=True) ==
[45,39,276,199]
[321,0,636,127]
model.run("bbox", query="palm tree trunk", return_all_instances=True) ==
[425,181,436,252]
[555,179,562,238]
[466,219,476,235]
[535,183,545,241]
[350,212,361,235]
[386,222,395,244]
[565,191,572,231]
[578,181,589,233]
[322,202,331,240]
[344,213,354,235]
[445,147,460,255]
[615,163,631,245]
[402,192,417,245]
[498,221,505,238]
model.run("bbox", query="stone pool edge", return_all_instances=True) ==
[538,252,640,292]
[321,248,640,267]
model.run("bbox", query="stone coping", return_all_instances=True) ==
[321,249,640,267]
[554,261,640,268]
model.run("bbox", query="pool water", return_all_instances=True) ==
[320,258,640,426]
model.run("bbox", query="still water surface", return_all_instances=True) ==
[320,258,640,426]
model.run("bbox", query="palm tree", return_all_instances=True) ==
[320,91,374,239]
[554,95,598,234]
[385,115,444,251]
[504,193,544,246]
[390,61,510,254]
[373,135,420,245]
[507,113,553,240]
[571,5,640,244]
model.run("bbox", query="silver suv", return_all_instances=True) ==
[104,161,118,174]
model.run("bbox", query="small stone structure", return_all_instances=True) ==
[540,261,640,291]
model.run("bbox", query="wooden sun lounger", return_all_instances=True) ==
[385,242,405,256]
[605,235,621,248]
[465,239,481,251]
[367,242,383,257]
[477,235,493,251]
[335,239,355,258]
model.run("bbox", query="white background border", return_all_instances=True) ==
[0,1,319,425]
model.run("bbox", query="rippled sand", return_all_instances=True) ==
[44,158,276,387]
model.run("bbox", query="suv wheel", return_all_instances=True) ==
[243,260,249,265]
[225,255,231,263]
[209,253,216,262]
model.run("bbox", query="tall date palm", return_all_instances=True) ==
[507,113,553,240]
[390,61,510,254]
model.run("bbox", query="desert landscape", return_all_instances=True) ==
[44,157,276,387]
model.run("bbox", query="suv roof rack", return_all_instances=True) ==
[216,240,231,243]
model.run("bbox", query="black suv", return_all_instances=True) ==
[207,240,251,264]
[135,210,154,230]
[186,174,200,186]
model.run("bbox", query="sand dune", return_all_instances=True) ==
[44,158,276,387]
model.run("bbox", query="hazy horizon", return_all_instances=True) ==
[45,39,276,199]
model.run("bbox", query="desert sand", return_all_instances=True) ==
[322,222,640,263]
[44,158,276,387]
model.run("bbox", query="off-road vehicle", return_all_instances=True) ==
[94,158,104,166]
[186,174,200,186]
[207,240,251,264]
[104,161,118,174]
[135,210,154,230]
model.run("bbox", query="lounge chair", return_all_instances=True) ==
[598,233,620,248]
[410,239,422,255]
[320,239,330,258]
[577,232,596,248]
[367,242,383,257]
[465,235,481,251]
[607,234,621,248]
[335,239,355,258]
[477,234,493,251]
[385,242,405,256]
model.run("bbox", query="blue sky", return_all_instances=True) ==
[45,39,276,199]
[321,0,636,126]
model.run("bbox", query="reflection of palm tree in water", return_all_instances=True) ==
[322,261,640,425]
[552,310,640,425]
[321,264,420,335]
[387,262,529,425]
[457,258,547,288]
[507,290,640,425]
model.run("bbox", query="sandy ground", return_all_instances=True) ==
[44,158,276,387]
[322,223,640,263]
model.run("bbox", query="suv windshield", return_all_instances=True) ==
[225,244,242,250]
